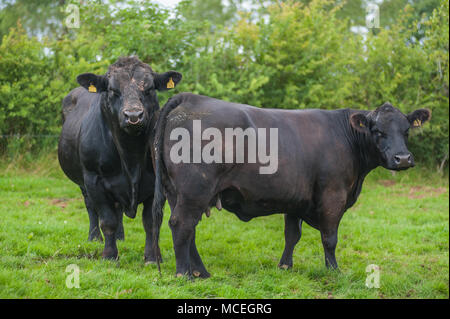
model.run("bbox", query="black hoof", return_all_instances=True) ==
[102,249,118,260]
[325,264,340,271]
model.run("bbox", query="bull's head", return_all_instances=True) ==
[77,56,182,136]
[350,103,431,170]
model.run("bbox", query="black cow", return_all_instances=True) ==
[151,93,431,277]
[58,56,181,261]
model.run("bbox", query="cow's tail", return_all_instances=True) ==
[152,94,183,274]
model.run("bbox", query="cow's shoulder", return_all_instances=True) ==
[61,87,90,121]
[78,107,118,173]
[165,93,222,125]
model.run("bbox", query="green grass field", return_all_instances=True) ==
[0,154,448,299]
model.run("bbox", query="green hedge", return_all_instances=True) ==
[0,0,448,170]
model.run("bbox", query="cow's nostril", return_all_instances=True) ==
[124,109,144,124]
[394,154,413,167]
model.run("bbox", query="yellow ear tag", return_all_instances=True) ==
[359,122,365,128]
[167,77,175,89]
[88,84,97,93]
[413,119,421,127]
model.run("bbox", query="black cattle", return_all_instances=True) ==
[58,56,181,260]
[151,92,431,277]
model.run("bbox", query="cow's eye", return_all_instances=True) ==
[143,87,153,96]
[372,129,385,139]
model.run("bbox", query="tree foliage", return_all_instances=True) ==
[0,0,448,169]
[0,0,67,40]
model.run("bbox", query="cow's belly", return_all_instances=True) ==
[101,174,132,206]
[223,200,284,222]
[99,171,154,209]
[219,187,319,228]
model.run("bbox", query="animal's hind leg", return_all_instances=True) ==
[169,200,204,278]
[81,187,102,242]
[278,214,302,269]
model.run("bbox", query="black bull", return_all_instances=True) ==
[152,92,431,278]
[58,56,181,261]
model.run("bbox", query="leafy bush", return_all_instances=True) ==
[0,0,447,170]
[0,24,59,154]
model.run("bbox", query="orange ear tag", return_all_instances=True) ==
[167,77,175,89]
[88,84,97,93]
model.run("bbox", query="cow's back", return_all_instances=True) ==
[164,93,355,180]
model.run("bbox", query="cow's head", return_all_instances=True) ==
[77,56,182,135]
[350,103,431,170]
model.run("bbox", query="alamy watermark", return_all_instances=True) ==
[65,4,80,29]
[366,3,380,29]
[65,264,80,289]
[169,120,279,174]
[365,264,380,288]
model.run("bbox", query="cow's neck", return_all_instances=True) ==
[148,108,160,145]
[100,100,159,217]
[337,110,381,208]
[112,126,147,216]
[345,110,381,175]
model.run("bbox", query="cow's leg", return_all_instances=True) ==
[190,232,210,278]
[84,173,119,260]
[142,196,162,264]
[169,201,203,278]
[318,190,346,270]
[115,209,125,241]
[278,214,302,270]
[321,226,339,269]
[80,187,103,242]
[95,203,120,260]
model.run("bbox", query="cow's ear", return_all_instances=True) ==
[407,108,431,128]
[77,73,108,93]
[154,71,182,91]
[350,113,370,133]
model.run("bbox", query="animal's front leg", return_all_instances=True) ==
[142,196,162,264]
[189,232,210,278]
[318,189,346,270]
[115,208,125,241]
[279,214,303,270]
[321,228,339,269]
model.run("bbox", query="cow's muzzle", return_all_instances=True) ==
[123,108,144,125]
[392,152,414,170]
